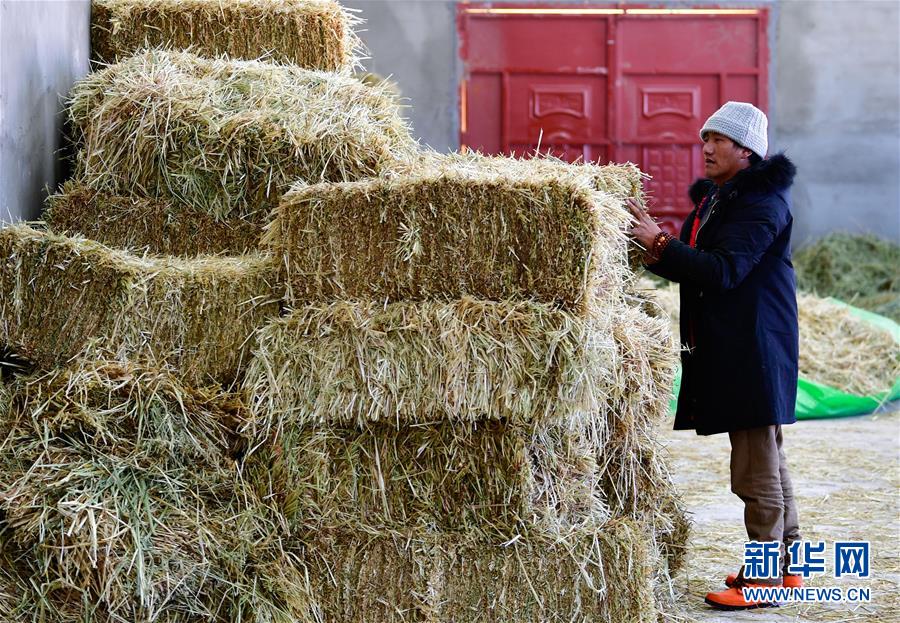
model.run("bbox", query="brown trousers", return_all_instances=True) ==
[729,425,801,581]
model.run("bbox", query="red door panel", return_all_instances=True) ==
[464,15,609,70]
[459,5,769,234]
[618,17,761,72]
[620,75,720,142]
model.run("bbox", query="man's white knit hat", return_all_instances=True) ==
[700,101,768,158]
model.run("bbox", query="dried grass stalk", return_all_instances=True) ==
[91,0,363,71]
[45,180,266,256]
[242,298,617,534]
[798,293,900,395]
[794,232,900,322]
[287,520,657,623]
[247,418,607,536]
[244,298,617,430]
[0,225,281,384]
[265,153,634,312]
[69,49,416,221]
[0,361,309,623]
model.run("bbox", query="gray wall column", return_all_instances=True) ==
[1,0,90,224]
[773,0,900,245]
[348,0,458,152]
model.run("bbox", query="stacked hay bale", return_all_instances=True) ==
[0,225,280,383]
[91,0,361,69]
[0,1,688,620]
[46,48,414,255]
[0,361,315,622]
[241,152,686,620]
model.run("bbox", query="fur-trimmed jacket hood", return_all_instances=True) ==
[689,153,797,205]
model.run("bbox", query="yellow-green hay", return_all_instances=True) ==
[247,418,606,537]
[45,181,267,256]
[242,298,615,534]
[264,155,633,312]
[403,149,647,201]
[356,70,402,100]
[599,304,679,512]
[287,520,657,623]
[69,49,416,221]
[596,301,689,586]
[91,0,362,71]
[797,292,900,395]
[244,298,617,430]
[0,360,313,622]
[0,225,281,384]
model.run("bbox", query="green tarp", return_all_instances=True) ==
[668,299,900,419]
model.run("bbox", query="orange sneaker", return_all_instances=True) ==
[705,584,782,610]
[725,572,803,588]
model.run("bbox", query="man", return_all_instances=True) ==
[627,101,801,610]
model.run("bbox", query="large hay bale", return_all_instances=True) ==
[45,181,266,256]
[287,521,657,623]
[69,49,416,221]
[599,305,678,510]
[245,299,616,429]
[594,302,688,582]
[0,361,311,622]
[264,155,633,312]
[248,418,606,536]
[0,225,280,383]
[91,0,362,71]
[243,299,613,533]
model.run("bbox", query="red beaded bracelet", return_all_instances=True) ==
[647,231,674,264]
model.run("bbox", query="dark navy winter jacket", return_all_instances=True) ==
[648,154,799,435]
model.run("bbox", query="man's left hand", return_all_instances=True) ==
[626,198,662,248]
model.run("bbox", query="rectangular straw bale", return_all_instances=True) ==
[248,417,606,536]
[45,181,266,256]
[598,304,678,509]
[244,298,618,430]
[0,443,255,622]
[588,300,687,578]
[243,298,613,533]
[266,155,633,312]
[91,0,362,70]
[0,225,281,384]
[288,520,657,623]
[69,49,416,221]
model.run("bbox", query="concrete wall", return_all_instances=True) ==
[773,1,900,245]
[347,0,459,151]
[0,0,90,224]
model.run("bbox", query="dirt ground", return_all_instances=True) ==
[659,407,899,623]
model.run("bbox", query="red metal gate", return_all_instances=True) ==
[458,4,769,232]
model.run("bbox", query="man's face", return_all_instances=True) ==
[702,131,752,185]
